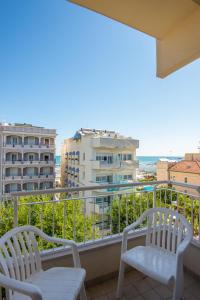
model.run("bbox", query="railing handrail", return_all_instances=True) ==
[10,180,200,197]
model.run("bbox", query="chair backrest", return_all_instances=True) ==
[144,208,192,254]
[0,226,42,282]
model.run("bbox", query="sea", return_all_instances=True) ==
[137,156,182,173]
[55,155,182,173]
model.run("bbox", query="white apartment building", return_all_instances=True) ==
[61,129,139,208]
[0,123,56,197]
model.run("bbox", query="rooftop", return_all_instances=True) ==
[0,122,56,134]
[169,160,200,174]
[72,128,136,141]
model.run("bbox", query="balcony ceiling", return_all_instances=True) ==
[69,0,200,78]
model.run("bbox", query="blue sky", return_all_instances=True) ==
[0,0,200,156]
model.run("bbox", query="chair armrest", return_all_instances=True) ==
[38,230,81,268]
[0,273,43,300]
[121,212,148,253]
[176,237,191,257]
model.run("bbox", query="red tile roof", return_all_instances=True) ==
[169,160,200,174]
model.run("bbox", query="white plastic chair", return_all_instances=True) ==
[116,207,192,300]
[0,225,87,300]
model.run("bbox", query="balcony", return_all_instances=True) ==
[22,174,55,180]
[92,137,139,149]
[2,180,200,298]
[91,160,139,169]
[39,174,55,179]
[4,175,22,181]
[4,159,55,166]
[4,160,24,166]
[4,143,55,149]
[4,174,55,181]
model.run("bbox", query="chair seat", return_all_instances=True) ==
[13,267,86,300]
[122,246,176,285]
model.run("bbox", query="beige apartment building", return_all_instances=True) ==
[157,153,200,195]
[61,128,139,208]
[0,123,56,198]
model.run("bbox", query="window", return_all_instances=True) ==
[96,196,111,206]
[119,153,132,161]
[13,137,18,145]
[83,153,85,161]
[107,156,113,164]
[184,177,188,183]
[29,154,34,161]
[96,154,113,164]
[96,175,113,183]
[11,154,17,162]
[127,154,132,161]
[45,138,49,145]
[122,174,133,181]
[82,171,85,180]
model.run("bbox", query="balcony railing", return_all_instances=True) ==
[1,180,200,252]
[4,143,55,149]
[0,125,56,135]
[4,174,55,181]
[4,160,55,165]
[91,159,139,169]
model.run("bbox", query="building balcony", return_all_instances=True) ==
[4,160,24,166]
[120,159,139,168]
[4,160,55,166]
[4,143,55,149]
[4,144,23,149]
[22,174,55,180]
[39,160,55,166]
[91,160,139,169]
[4,175,22,181]
[92,137,139,149]
[39,174,55,179]
[4,174,55,181]
[1,180,200,298]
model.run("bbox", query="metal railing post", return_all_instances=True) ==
[13,196,18,228]
[153,185,157,208]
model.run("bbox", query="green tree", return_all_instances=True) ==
[0,194,99,249]
[109,192,153,234]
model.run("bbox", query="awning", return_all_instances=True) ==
[69,0,200,78]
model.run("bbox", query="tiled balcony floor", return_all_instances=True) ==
[86,269,200,300]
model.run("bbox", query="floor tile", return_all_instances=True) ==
[86,270,200,300]
[142,289,162,300]
[153,285,172,299]
[122,283,140,299]
[133,277,152,293]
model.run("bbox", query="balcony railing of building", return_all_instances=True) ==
[4,159,55,165]
[1,180,200,255]
[4,174,55,181]
[4,143,55,149]
[91,159,139,169]
[0,125,56,135]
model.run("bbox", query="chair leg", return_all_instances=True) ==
[172,268,184,300]
[116,261,125,298]
[80,284,87,300]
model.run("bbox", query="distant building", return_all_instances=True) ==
[0,123,56,198]
[61,128,139,210]
[157,153,200,195]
